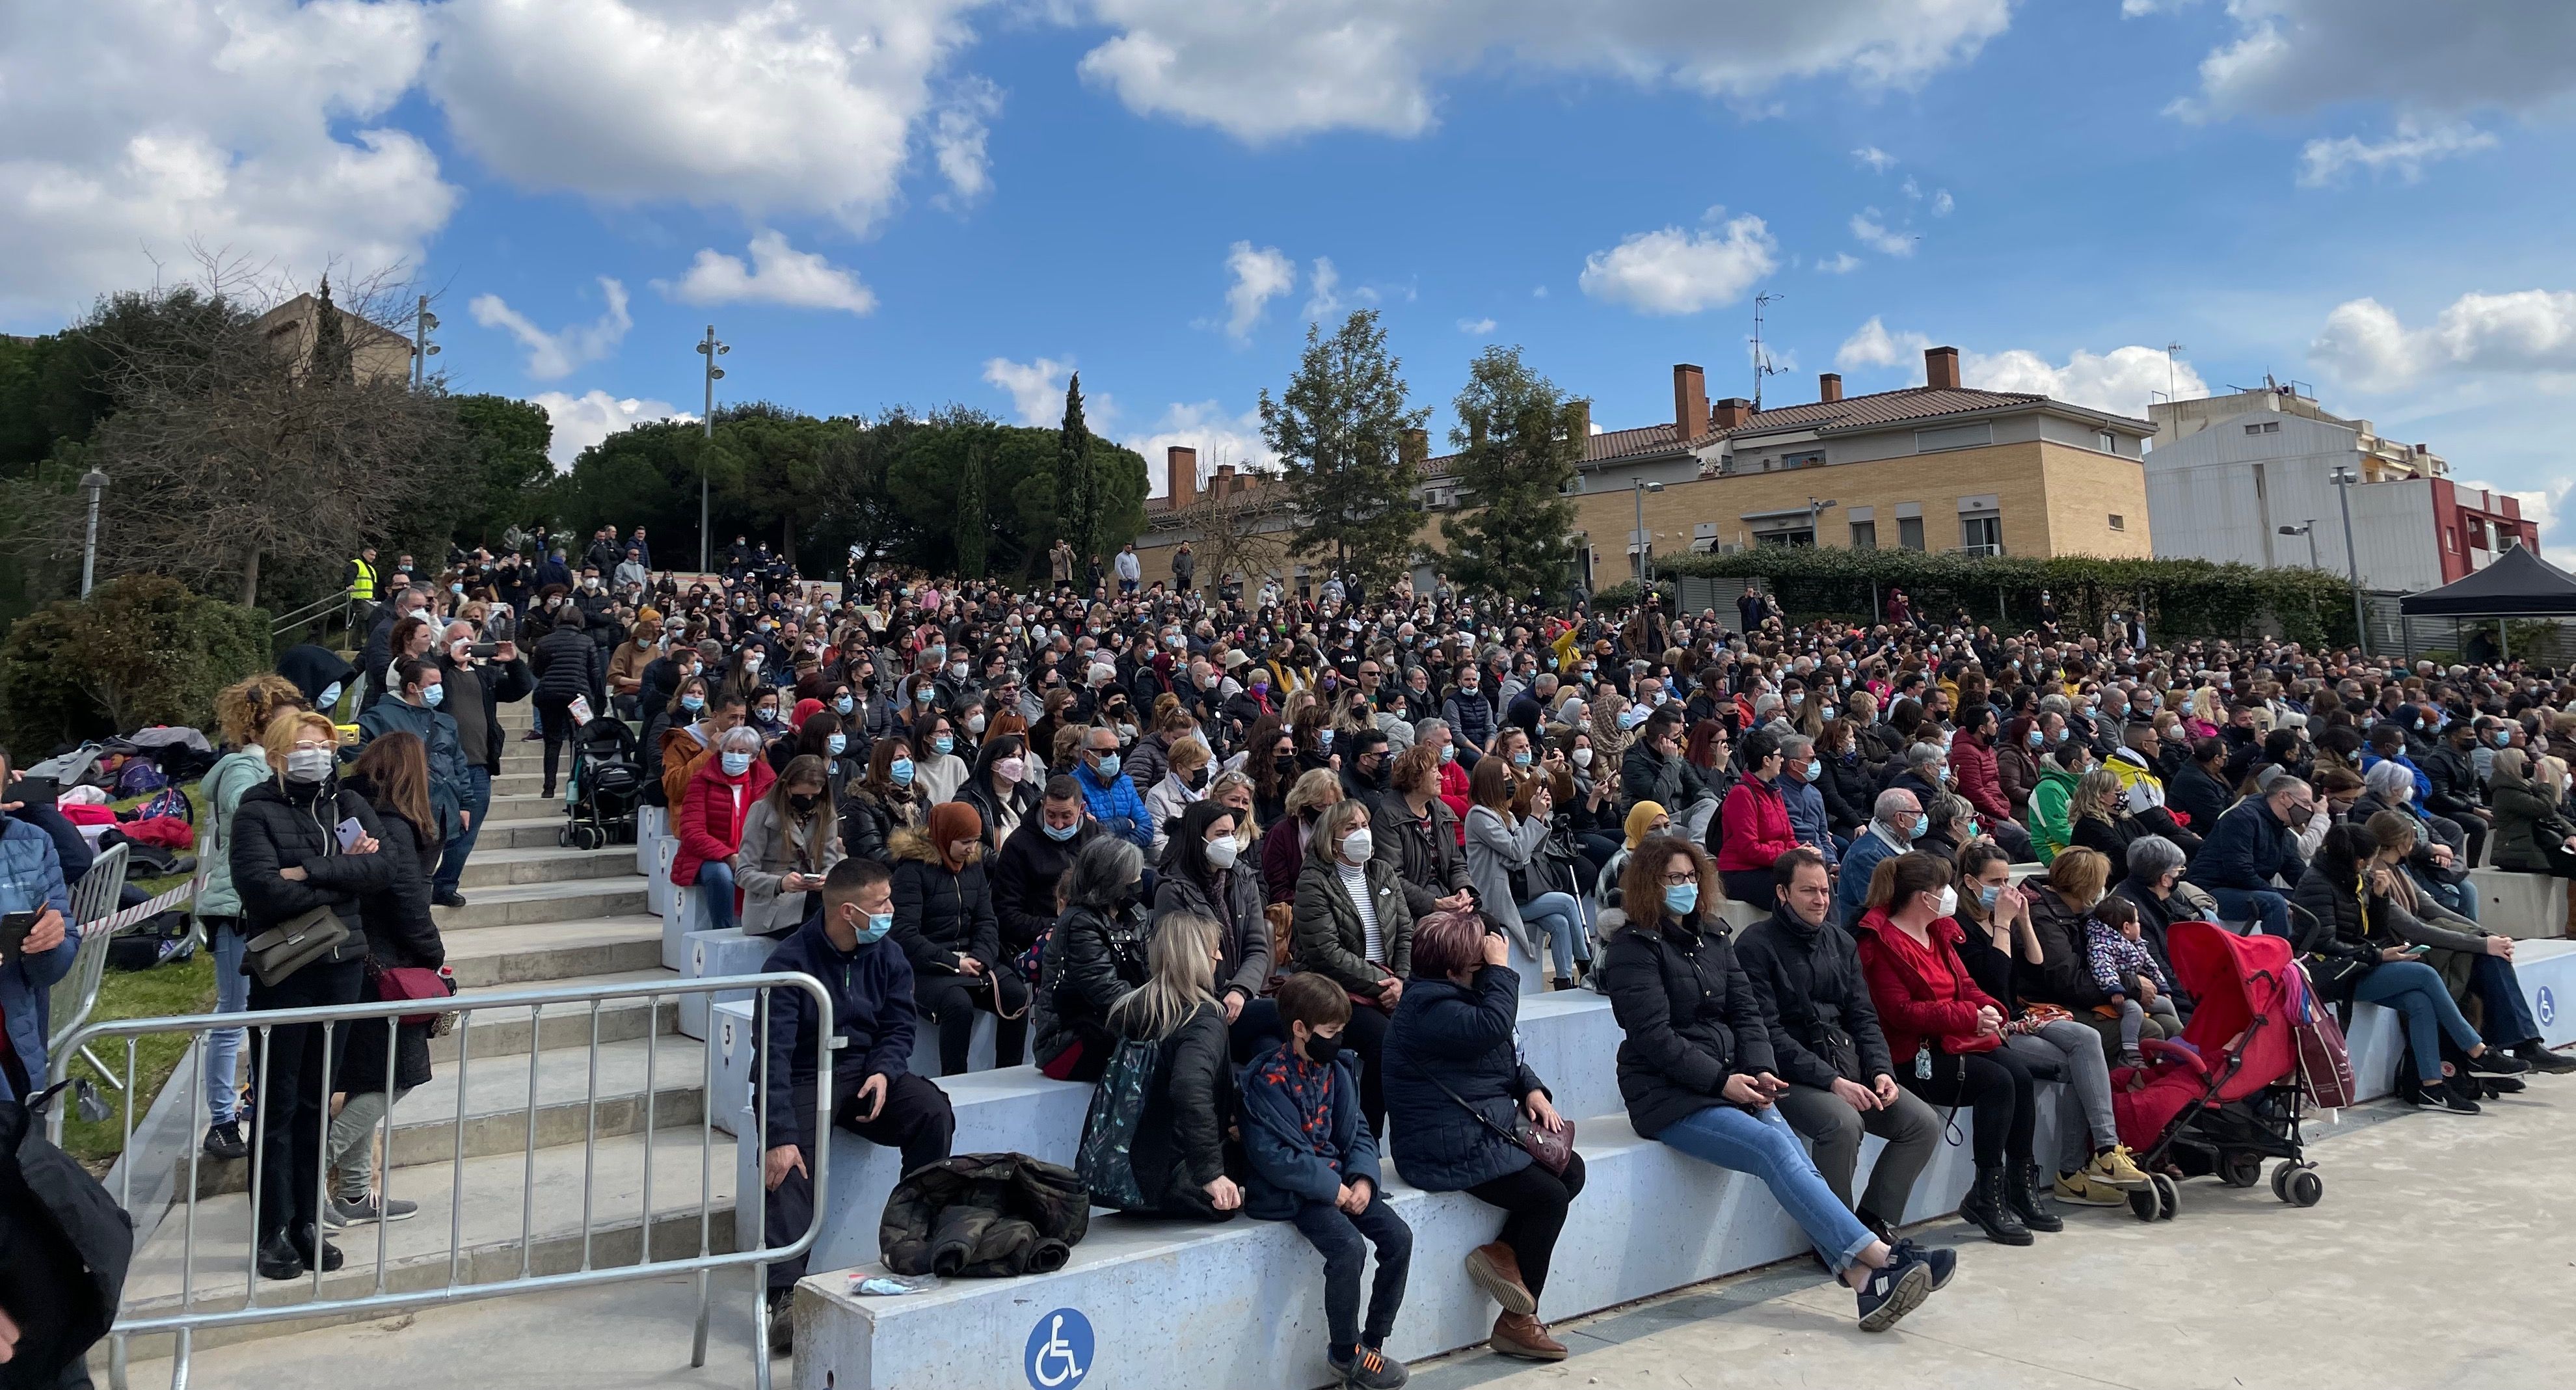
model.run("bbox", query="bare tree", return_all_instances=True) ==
[14,255,465,608]
[1170,484,1292,595]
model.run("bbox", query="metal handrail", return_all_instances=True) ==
[268,585,356,645]
[53,972,833,1390]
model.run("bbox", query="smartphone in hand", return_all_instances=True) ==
[0,911,36,967]
[336,817,365,851]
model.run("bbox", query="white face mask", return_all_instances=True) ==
[1572,747,1594,769]
[1341,828,1374,863]
[1933,884,1959,917]
[1204,836,1241,871]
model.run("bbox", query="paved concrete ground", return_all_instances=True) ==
[113,1083,2573,1390]
[1414,1086,2576,1390]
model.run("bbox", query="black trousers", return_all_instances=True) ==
[247,957,366,1243]
[1719,868,1778,912]
[915,972,1030,1075]
[1901,1045,2035,1169]
[1287,1194,1412,1353]
[762,1072,955,1290]
[535,693,576,795]
[1463,1151,1588,1300]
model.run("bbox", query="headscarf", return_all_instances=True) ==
[928,801,983,870]
[791,697,825,728]
[1623,800,1668,851]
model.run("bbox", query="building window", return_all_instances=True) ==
[2108,513,2125,531]
[1959,515,2002,555]
[1914,422,1994,453]
[1850,520,1877,550]
[1755,529,1815,548]
[1782,449,1824,470]
[2242,421,2281,435]
[1898,516,1925,551]
[2096,430,2117,453]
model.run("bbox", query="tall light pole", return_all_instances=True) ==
[2330,466,2367,654]
[410,293,440,388]
[79,468,107,596]
[696,325,729,574]
[1806,496,1837,548]
[1632,478,1663,585]
[2277,520,2319,568]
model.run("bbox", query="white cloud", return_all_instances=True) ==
[531,389,688,468]
[2296,120,2497,187]
[1304,257,1343,321]
[931,77,1005,205]
[1899,175,1921,200]
[1853,146,1899,172]
[983,355,1077,427]
[1577,212,1778,315]
[470,277,632,381]
[1073,1,2013,141]
[1836,316,1931,368]
[1849,209,1915,257]
[2312,289,2576,391]
[1961,345,2205,418]
[1222,240,1295,341]
[1531,285,1549,299]
[1123,401,1278,498]
[0,0,455,317]
[2171,0,2576,118]
[427,0,985,231]
[1931,189,1954,216]
[660,230,877,315]
[1816,252,1862,274]
[1458,317,1497,335]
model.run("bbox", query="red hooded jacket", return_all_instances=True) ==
[1853,906,2004,1064]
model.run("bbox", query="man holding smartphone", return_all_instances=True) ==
[0,749,75,1106]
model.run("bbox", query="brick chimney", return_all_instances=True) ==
[1819,372,1843,403]
[1213,462,1236,495]
[1924,345,1961,390]
[1167,446,1198,509]
[1673,364,1707,439]
[1713,397,1753,431]
[1401,427,1430,470]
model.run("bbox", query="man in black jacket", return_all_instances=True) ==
[2422,718,2491,869]
[758,859,955,1354]
[989,779,1092,963]
[432,621,532,907]
[1737,849,1938,1236]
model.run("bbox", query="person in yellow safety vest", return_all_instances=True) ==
[346,546,379,626]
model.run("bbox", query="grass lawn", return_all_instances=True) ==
[60,942,218,1168]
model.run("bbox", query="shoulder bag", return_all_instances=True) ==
[243,904,349,987]
[1406,1059,1574,1176]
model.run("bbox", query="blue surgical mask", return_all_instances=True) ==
[891,758,915,786]
[933,735,954,756]
[1978,883,2003,911]
[317,682,342,711]
[1912,814,1931,839]
[1513,751,1532,768]
[1438,744,1456,763]
[2026,729,2045,748]
[2493,730,2514,748]
[420,683,444,708]
[827,733,847,755]
[1094,752,1121,779]
[914,688,933,704]
[834,696,854,714]
[1663,882,1699,916]
[1042,818,1079,842]
[721,751,754,776]
[854,911,894,945]
[1318,728,1334,750]
[681,694,704,712]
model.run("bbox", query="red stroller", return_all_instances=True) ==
[2107,920,2335,1221]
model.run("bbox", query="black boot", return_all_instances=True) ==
[256,1233,305,1281]
[2514,1041,2576,1074]
[2006,1158,2064,1233]
[1957,1164,2032,1246]
[290,1222,345,1274]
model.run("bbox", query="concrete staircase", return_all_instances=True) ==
[115,703,725,1364]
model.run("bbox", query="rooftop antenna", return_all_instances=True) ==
[1751,292,1786,410]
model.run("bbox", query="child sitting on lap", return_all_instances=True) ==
[2087,896,2180,1066]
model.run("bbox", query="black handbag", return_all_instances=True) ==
[244,905,349,987]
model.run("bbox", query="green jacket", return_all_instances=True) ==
[192,749,275,920]
[2030,766,2080,864]
[2489,777,2575,873]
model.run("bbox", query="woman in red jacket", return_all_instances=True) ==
[1853,851,2053,1249]
[1950,706,2038,862]
[1713,729,1800,910]
[673,724,778,933]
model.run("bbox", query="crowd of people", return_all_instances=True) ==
[10,531,2573,1387]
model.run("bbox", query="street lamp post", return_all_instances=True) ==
[2277,520,2320,569]
[2330,466,2367,655]
[79,468,107,596]
[1631,478,1663,585]
[410,294,440,388]
[696,325,729,574]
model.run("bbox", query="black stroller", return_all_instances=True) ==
[561,717,644,849]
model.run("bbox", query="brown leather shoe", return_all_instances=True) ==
[1464,1242,1536,1315]
[1490,1312,1566,1361]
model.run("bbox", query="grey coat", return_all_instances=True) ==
[735,795,846,938]
[1463,803,1549,956]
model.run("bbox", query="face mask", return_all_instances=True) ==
[1342,828,1374,862]
[1934,884,1960,916]
[833,696,855,714]
[1978,883,2003,911]
[757,707,780,724]
[285,747,335,784]
[2494,730,2514,748]
[416,682,445,709]
[682,694,705,712]
[1042,817,1079,841]
[912,687,934,705]
[931,735,954,756]
[1663,881,1699,916]
[825,733,847,756]
[1093,752,1121,779]
[1821,705,1837,721]
[1205,836,1241,870]
[744,656,764,673]
[967,713,987,735]
[949,662,968,680]
[790,792,819,813]
[1302,1030,1345,1066]
[317,682,342,711]
[1572,747,1593,769]
[2026,728,2045,749]
[891,758,915,786]
[853,911,895,946]
[1911,814,1931,840]
[1317,728,1334,751]
[720,751,754,776]
[997,756,1027,784]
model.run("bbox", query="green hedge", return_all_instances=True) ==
[0,574,268,752]
[1656,548,2358,648]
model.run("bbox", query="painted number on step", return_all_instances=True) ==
[1025,1307,1092,1390]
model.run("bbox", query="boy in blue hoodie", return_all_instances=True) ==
[1242,974,1412,1389]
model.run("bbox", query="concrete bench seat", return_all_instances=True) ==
[2467,866,2569,939]
[2329,938,2575,1102]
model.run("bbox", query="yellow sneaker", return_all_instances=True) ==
[2086,1145,2151,1188]
[2052,1171,2126,1207]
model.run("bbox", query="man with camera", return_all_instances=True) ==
[432,620,531,908]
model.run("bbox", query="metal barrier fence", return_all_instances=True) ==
[51,973,833,1390]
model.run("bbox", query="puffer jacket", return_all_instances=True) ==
[889,827,1002,976]
[355,697,470,841]
[1152,859,1272,1004]
[838,784,919,870]
[336,782,444,1096]
[1600,905,1776,1140]
[531,622,601,704]
[1818,749,1874,835]
[192,747,275,920]
[1950,733,2011,822]
[1996,740,2043,818]
[1734,902,1896,1090]
[1117,1002,1237,1219]
[2489,774,2575,873]
[1374,793,1471,918]
[878,1153,1090,1278]
[2030,764,2080,861]
[1291,849,1414,1002]
[1853,907,2003,1065]
[1713,774,1797,873]
[229,773,396,971]
[1032,899,1152,1072]
[672,753,777,887]
[0,818,75,1103]
[1381,965,1548,1191]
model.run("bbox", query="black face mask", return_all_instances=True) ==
[1274,755,1297,778]
[789,792,819,813]
[1302,1030,1344,1066]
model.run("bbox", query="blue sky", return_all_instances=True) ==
[10,1,2576,548]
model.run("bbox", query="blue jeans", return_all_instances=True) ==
[204,921,250,1125]
[697,859,738,933]
[2354,960,2482,1084]
[435,764,493,896]
[1522,891,1586,977]
[2411,867,2480,924]
[2202,885,2290,938]
[1657,1103,1875,1275]
[2470,953,2540,1047]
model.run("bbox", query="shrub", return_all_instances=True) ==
[1587,578,1676,611]
[0,574,267,753]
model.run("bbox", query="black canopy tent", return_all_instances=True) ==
[2397,543,2576,661]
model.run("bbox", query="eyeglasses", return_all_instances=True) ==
[1659,870,1697,886]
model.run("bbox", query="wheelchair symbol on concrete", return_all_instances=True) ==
[2539,986,2556,1028]
[1025,1307,1092,1389]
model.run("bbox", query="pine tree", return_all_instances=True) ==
[1056,372,1096,560]
[1439,345,1585,603]
[956,439,989,578]
[1259,310,1429,591]
[307,274,353,386]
